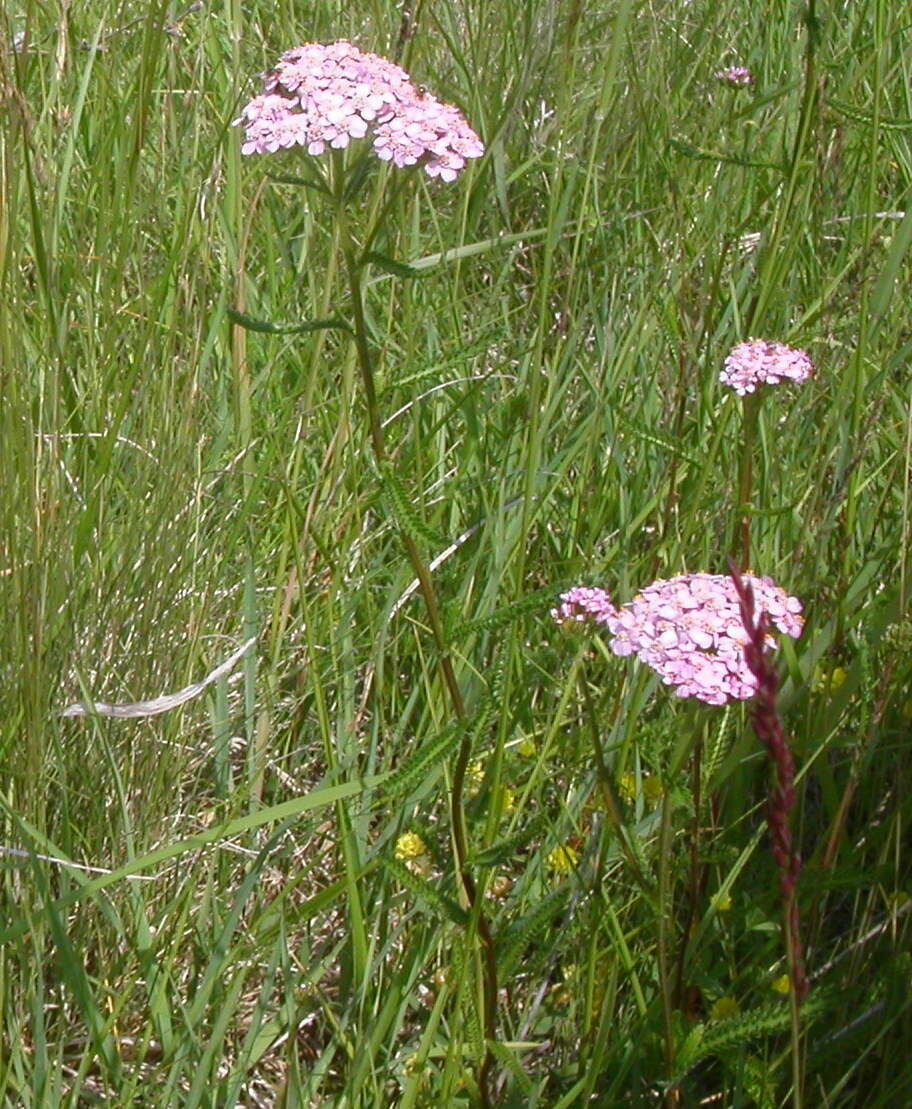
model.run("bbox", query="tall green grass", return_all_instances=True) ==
[2,0,912,1104]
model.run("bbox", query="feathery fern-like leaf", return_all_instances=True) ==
[497,887,570,978]
[379,461,447,549]
[381,856,468,926]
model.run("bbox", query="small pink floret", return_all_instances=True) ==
[716,65,753,87]
[551,586,616,628]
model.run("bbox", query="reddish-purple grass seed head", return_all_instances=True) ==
[234,41,483,180]
[720,339,814,396]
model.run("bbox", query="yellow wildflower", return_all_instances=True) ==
[642,775,663,804]
[395,832,427,860]
[772,974,791,995]
[618,772,636,802]
[546,843,580,873]
[812,664,847,694]
[550,982,571,1006]
[715,892,732,912]
[497,785,516,815]
[618,771,662,805]
[467,761,485,791]
[516,738,537,758]
[710,996,739,1021]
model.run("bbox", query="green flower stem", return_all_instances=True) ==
[672,733,703,1009]
[785,892,804,1109]
[657,787,678,1107]
[736,0,818,575]
[333,164,497,1106]
[657,720,702,1107]
[734,392,761,570]
[744,0,819,335]
[579,671,657,906]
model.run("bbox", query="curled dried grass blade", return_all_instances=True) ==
[61,637,256,719]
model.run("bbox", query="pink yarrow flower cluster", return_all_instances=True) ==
[720,339,814,396]
[553,573,803,705]
[716,65,753,87]
[233,41,484,182]
[550,586,615,626]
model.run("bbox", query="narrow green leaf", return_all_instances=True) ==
[668,136,786,172]
[469,812,549,867]
[362,251,424,279]
[0,775,386,943]
[497,888,569,977]
[871,200,912,325]
[267,171,331,196]
[382,724,463,798]
[379,462,446,548]
[487,1039,534,1096]
[227,308,353,335]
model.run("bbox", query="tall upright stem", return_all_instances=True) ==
[334,171,497,1104]
[657,789,679,1108]
[733,393,761,570]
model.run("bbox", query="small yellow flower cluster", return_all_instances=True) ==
[710,996,739,1021]
[395,832,427,860]
[812,664,847,694]
[546,843,580,873]
[772,973,791,995]
[618,771,663,805]
[497,785,516,815]
[465,761,516,817]
[466,761,485,790]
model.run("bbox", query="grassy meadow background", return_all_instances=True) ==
[3,0,912,1104]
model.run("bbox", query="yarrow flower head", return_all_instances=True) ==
[550,586,614,627]
[233,40,484,181]
[720,339,814,396]
[551,573,803,706]
[716,65,753,87]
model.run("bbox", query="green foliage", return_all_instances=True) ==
[226,307,353,335]
[380,856,469,927]
[378,460,448,550]
[3,0,912,1105]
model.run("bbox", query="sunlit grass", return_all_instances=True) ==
[2,0,912,1105]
